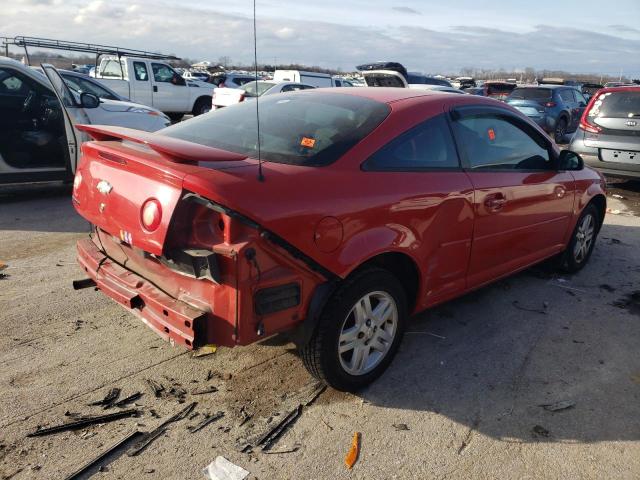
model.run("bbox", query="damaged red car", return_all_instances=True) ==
[68,87,606,391]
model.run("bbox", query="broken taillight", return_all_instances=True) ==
[579,93,603,134]
[140,198,162,232]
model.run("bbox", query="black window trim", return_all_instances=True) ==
[361,113,463,172]
[448,105,558,173]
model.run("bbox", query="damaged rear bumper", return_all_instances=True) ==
[77,237,209,349]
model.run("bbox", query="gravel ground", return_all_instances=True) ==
[0,180,639,480]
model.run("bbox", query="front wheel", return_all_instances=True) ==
[192,97,212,116]
[561,204,599,273]
[300,267,407,391]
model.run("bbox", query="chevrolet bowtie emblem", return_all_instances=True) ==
[96,180,112,195]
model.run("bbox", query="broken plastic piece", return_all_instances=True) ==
[345,432,360,469]
[203,456,249,480]
[193,344,217,358]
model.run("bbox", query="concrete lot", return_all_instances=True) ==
[0,181,639,480]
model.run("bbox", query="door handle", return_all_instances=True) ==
[153,86,158,92]
[484,193,506,211]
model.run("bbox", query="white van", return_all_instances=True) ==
[273,70,341,88]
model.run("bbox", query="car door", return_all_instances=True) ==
[150,62,189,112]
[41,64,93,176]
[362,113,475,304]
[0,65,70,184]
[572,89,588,127]
[449,105,576,289]
[130,61,153,107]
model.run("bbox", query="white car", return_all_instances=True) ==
[212,81,315,109]
[182,71,210,82]
[0,57,170,185]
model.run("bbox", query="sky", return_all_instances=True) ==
[2,0,640,76]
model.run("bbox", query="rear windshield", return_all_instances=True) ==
[242,81,276,97]
[161,92,390,166]
[508,88,553,100]
[487,83,516,95]
[589,90,640,118]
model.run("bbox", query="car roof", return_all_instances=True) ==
[594,85,640,94]
[314,86,460,104]
[515,85,568,89]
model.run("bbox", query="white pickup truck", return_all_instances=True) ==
[93,56,213,120]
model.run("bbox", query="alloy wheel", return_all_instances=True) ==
[338,291,398,376]
[573,213,595,263]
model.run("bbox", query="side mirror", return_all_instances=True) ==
[558,150,584,171]
[172,74,186,86]
[80,92,100,109]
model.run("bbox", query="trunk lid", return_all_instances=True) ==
[506,99,546,116]
[73,125,249,256]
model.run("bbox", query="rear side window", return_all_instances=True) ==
[508,88,552,100]
[590,91,640,118]
[453,115,551,171]
[559,90,574,103]
[133,62,149,81]
[364,115,459,170]
[162,92,390,166]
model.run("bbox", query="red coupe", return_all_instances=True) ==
[71,88,606,391]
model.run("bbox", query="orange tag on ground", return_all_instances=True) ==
[301,137,316,148]
[488,128,496,141]
[345,432,360,469]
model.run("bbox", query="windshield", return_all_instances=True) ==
[589,90,640,118]
[62,74,119,100]
[508,88,552,101]
[242,81,276,97]
[161,92,390,166]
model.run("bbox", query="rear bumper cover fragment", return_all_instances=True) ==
[77,237,207,348]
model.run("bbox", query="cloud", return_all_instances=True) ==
[392,6,421,15]
[1,1,638,76]
[609,24,640,34]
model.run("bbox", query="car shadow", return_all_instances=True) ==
[359,223,640,444]
[0,183,89,234]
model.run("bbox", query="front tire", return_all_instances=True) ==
[561,204,599,273]
[300,267,407,391]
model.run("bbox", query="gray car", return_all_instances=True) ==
[569,86,640,179]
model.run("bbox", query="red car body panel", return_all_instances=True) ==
[71,89,606,350]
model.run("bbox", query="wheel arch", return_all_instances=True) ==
[587,193,607,231]
[192,95,212,115]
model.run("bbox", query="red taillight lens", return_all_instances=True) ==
[579,93,603,133]
[239,93,245,102]
[141,198,162,232]
[545,101,556,108]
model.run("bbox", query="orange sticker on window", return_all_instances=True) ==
[301,137,316,148]
[488,128,496,141]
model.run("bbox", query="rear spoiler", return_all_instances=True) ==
[76,124,248,164]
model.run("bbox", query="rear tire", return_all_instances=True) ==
[300,267,407,392]
[554,117,568,144]
[560,204,599,273]
[192,97,212,116]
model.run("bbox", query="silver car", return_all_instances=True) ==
[569,86,640,179]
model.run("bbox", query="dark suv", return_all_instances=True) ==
[569,86,640,179]
[506,86,588,143]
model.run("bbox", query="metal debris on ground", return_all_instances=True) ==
[539,400,576,412]
[88,387,121,408]
[191,385,218,395]
[392,423,409,431]
[531,425,550,438]
[113,392,143,408]
[146,379,165,398]
[203,456,249,480]
[27,409,139,437]
[193,344,217,358]
[344,432,361,470]
[235,382,325,452]
[188,411,225,433]
[64,430,143,480]
[512,300,547,315]
[127,402,197,456]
